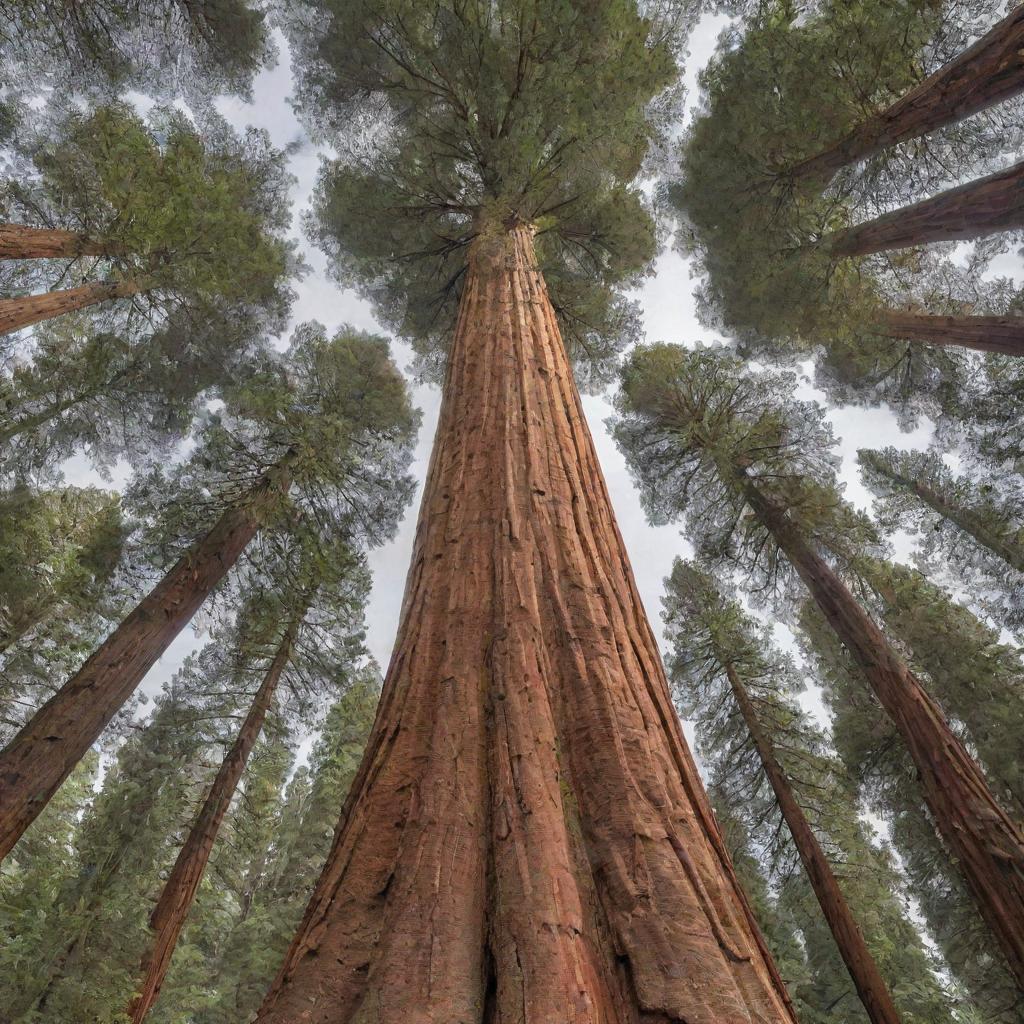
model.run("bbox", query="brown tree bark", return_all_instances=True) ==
[0,280,140,336]
[254,223,798,1024]
[825,160,1024,256]
[0,223,112,260]
[741,476,1024,987]
[127,624,297,1023]
[0,457,292,862]
[873,309,1024,356]
[787,5,1024,186]
[723,663,903,1024]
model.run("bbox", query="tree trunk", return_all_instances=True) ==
[873,309,1024,356]
[128,625,296,1023]
[724,664,903,1024]
[254,223,798,1024]
[0,280,140,336]
[0,457,291,862]
[0,223,112,260]
[787,5,1024,186]
[863,457,1024,573]
[741,476,1024,986]
[825,160,1024,256]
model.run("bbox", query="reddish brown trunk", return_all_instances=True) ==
[255,224,798,1024]
[874,309,1024,356]
[724,664,903,1024]
[788,6,1024,186]
[0,223,112,260]
[742,477,1024,986]
[826,160,1024,256]
[0,280,140,336]
[127,626,296,1023]
[0,458,291,862]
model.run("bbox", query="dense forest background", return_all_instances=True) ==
[1,1,1023,1022]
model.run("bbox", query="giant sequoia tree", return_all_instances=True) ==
[613,343,1024,987]
[254,3,799,1021]
[0,326,417,860]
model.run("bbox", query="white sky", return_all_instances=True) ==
[61,13,1017,745]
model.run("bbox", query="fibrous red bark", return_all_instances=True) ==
[0,223,111,260]
[787,5,1024,186]
[873,309,1024,356]
[724,664,903,1024]
[0,280,140,336]
[825,160,1024,256]
[254,224,798,1024]
[0,459,291,862]
[128,625,296,1023]
[741,477,1024,987]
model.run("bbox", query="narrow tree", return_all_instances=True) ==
[664,560,950,1024]
[0,326,417,860]
[0,102,294,337]
[785,4,1024,186]
[871,309,1024,357]
[822,160,1024,258]
[256,2,798,1019]
[614,343,1024,985]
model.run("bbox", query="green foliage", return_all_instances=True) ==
[285,0,691,385]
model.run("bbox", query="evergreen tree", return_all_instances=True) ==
[613,342,1024,986]
[663,559,952,1024]
[255,3,799,1020]
[859,447,1024,634]
[0,103,294,340]
[0,325,418,860]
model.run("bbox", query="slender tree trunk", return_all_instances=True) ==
[0,391,96,447]
[0,457,292,862]
[861,456,1024,573]
[741,476,1024,986]
[787,5,1024,186]
[873,309,1024,356]
[825,160,1024,256]
[0,280,140,336]
[723,664,903,1024]
[255,223,798,1024]
[128,625,296,1023]
[0,223,112,260]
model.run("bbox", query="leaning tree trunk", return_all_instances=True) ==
[254,223,798,1024]
[0,280,141,335]
[825,160,1024,257]
[0,223,112,260]
[873,309,1024,356]
[128,624,297,1023]
[787,5,1024,187]
[741,476,1024,986]
[724,664,903,1024]
[0,457,292,862]
[860,454,1024,574]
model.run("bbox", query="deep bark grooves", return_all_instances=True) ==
[128,625,297,1023]
[827,160,1024,257]
[0,223,110,260]
[788,5,1024,186]
[741,478,1024,984]
[871,461,1024,573]
[255,225,797,1024]
[0,457,292,861]
[723,664,903,1024]
[0,280,140,336]
[873,309,1024,356]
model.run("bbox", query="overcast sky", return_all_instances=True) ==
[63,11,1018,742]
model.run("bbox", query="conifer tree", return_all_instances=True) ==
[0,325,417,860]
[663,559,952,1024]
[613,343,1024,986]
[255,2,798,1020]
[0,103,295,339]
[860,447,1024,634]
